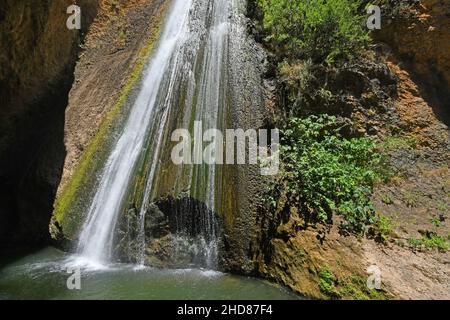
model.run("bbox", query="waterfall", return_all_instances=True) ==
[76,0,252,269]
[76,0,194,265]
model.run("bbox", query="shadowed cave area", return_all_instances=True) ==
[0,75,70,253]
[0,0,99,256]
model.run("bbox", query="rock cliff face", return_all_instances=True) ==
[50,0,269,273]
[56,0,169,202]
[2,0,448,300]
[374,0,450,124]
[50,0,170,241]
[251,0,450,299]
[0,0,171,252]
[0,0,98,249]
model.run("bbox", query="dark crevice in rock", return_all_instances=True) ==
[0,73,72,251]
[0,0,99,253]
[410,64,450,127]
[153,197,219,242]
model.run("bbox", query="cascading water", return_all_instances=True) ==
[75,0,258,269]
[76,0,194,266]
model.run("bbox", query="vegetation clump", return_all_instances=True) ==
[408,233,449,252]
[319,266,340,298]
[257,0,369,64]
[267,115,383,233]
[371,214,394,243]
[319,265,385,300]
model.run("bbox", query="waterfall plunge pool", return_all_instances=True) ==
[0,247,299,300]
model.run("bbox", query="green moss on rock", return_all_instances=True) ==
[318,265,387,300]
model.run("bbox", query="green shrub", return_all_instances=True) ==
[431,217,442,228]
[257,0,369,64]
[381,194,394,205]
[437,201,449,213]
[268,115,383,233]
[319,266,385,300]
[319,266,339,298]
[409,233,449,252]
[402,190,420,208]
[338,274,386,300]
[373,214,394,243]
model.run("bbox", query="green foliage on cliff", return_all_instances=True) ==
[257,0,369,64]
[319,266,340,298]
[269,115,383,233]
[373,214,394,243]
[408,233,449,252]
[256,1,384,233]
[319,265,386,300]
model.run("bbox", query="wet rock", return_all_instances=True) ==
[115,196,221,269]
[145,203,170,238]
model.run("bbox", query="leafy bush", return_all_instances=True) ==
[373,214,394,243]
[319,266,339,298]
[338,274,386,300]
[278,59,321,116]
[268,115,382,233]
[431,217,442,228]
[381,194,394,205]
[319,266,385,299]
[257,0,369,64]
[409,233,449,252]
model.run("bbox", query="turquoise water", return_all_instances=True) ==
[0,247,298,300]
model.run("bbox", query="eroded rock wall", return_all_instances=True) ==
[250,0,450,299]
[50,0,171,242]
[374,0,450,123]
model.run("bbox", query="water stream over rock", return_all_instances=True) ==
[75,0,265,270]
